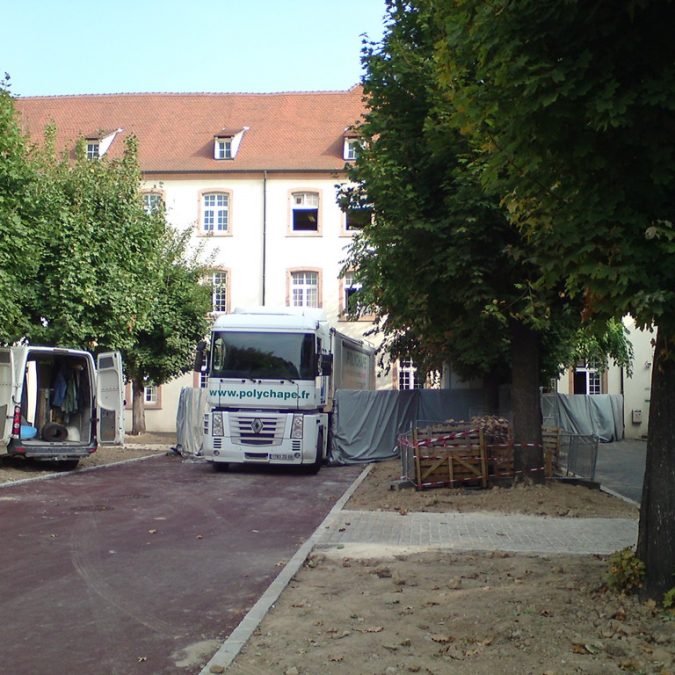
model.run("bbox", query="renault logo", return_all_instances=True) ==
[251,418,264,434]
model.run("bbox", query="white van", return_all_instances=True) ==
[0,346,124,468]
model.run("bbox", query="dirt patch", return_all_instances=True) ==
[346,459,639,519]
[230,550,674,675]
[0,432,174,484]
[227,460,664,674]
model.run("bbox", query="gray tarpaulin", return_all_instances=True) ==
[176,387,208,456]
[330,389,486,465]
[331,390,417,464]
[541,393,624,442]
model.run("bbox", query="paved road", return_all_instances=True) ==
[595,438,646,503]
[0,455,362,675]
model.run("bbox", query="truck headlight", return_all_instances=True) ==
[212,412,224,437]
[291,414,304,439]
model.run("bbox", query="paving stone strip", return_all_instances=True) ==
[318,509,638,555]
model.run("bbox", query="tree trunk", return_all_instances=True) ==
[637,327,675,601]
[482,371,501,416]
[510,321,543,478]
[131,376,147,436]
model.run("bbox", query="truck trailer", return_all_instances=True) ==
[195,307,375,472]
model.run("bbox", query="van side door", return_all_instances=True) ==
[96,351,125,444]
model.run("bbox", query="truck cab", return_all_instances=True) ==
[196,307,374,473]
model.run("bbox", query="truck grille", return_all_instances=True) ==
[231,415,285,447]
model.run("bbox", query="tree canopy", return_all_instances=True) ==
[426,0,674,600]
[0,84,213,435]
[0,75,39,343]
[123,226,212,434]
[342,1,617,457]
[26,131,164,351]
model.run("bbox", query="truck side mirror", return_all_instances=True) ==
[194,341,208,372]
[320,353,333,376]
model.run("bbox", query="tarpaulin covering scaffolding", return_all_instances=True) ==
[541,393,623,442]
[329,389,486,464]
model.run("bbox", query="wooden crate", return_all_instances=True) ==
[542,427,561,479]
[488,442,514,478]
[414,429,487,489]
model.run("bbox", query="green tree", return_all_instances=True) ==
[0,74,38,343]
[433,0,674,599]
[123,226,212,435]
[26,132,164,352]
[343,0,581,467]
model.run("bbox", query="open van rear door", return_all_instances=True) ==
[0,348,15,446]
[97,351,125,444]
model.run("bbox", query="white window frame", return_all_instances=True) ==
[202,193,229,233]
[291,271,319,308]
[142,192,162,215]
[211,271,228,313]
[144,385,158,404]
[398,359,422,390]
[86,142,100,160]
[575,361,602,395]
[291,191,320,232]
[214,138,232,160]
[344,138,360,160]
[343,271,362,315]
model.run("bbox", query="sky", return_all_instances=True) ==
[2,0,388,98]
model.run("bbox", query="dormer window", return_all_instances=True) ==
[215,138,232,160]
[84,128,122,161]
[344,138,360,160]
[213,127,248,161]
[86,142,100,160]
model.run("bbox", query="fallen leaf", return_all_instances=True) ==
[430,634,455,644]
[328,656,343,662]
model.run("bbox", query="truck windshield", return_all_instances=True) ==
[210,331,315,380]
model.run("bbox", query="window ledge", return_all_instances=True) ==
[196,230,233,238]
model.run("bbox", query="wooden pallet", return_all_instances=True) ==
[414,428,487,489]
[488,443,514,478]
[542,427,561,479]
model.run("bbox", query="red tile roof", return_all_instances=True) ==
[14,87,365,173]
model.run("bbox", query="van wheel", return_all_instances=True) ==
[213,461,229,472]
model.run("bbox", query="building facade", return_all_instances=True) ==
[16,88,392,431]
[15,89,655,437]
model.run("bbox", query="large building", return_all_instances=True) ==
[15,87,399,431]
[15,89,654,438]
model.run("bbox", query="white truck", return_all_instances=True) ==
[195,307,375,472]
[0,346,125,468]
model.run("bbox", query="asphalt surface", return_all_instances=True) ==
[595,438,647,504]
[0,455,362,675]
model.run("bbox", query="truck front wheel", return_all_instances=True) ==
[304,430,324,475]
